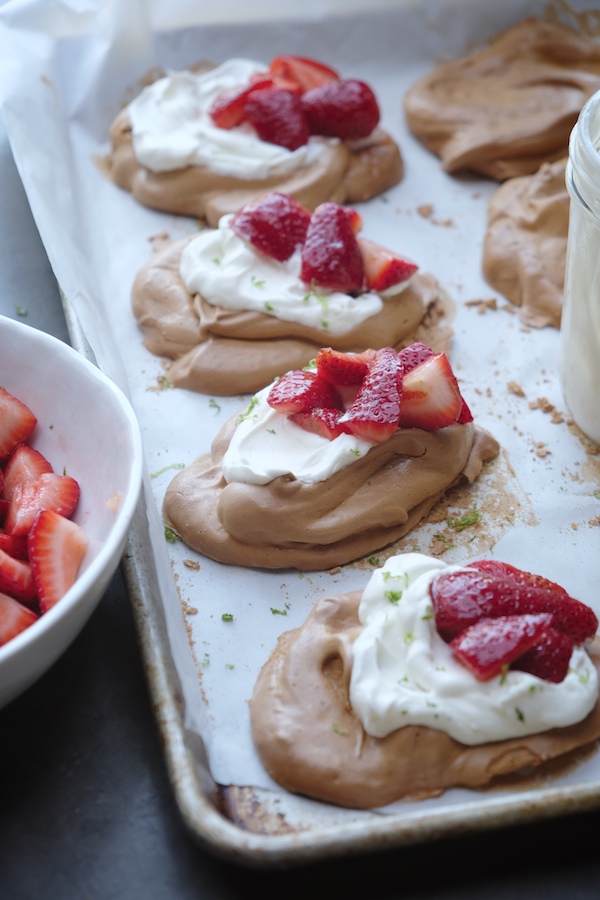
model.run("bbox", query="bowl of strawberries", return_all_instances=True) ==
[0,315,143,708]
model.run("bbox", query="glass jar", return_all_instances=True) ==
[560,89,600,445]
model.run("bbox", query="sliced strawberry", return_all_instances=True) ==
[0,591,38,647]
[268,55,339,93]
[243,87,309,151]
[0,547,37,605]
[511,626,573,683]
[339,347,403,444]
[398,342,434,375]
[358,238,418,293]
[470,560,570,598]
[450,613,554,681]
[0,532,29,560]
[300,202,364,293]
[0,499,7,527]
[343,206,363,235]
[457,398,474,424]
[399,353,463,430]
[301,78,380,140]
[2,443,53,501]
[209,78,274,129]
[28,508,89,612]
[289,407,351,440]
[267,369,343,415]
[230,192,311,262]
[315,347,373,386]
[0,387,37,461]
[5,472,80,537]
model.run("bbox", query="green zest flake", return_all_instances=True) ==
[209,398,221,413]
[447,505,480,532]
[270,607,288,616]
[251,275,266,288]
[221,613,234,622]
[403,632,415,644]
[579,668,591,684]
[321,320,330,330]
[157,375,172,390]
[384,589,403,604]
[421,606,434,621]
[164,525,180,543]
[264,301,273,311]
[331,722,348,736]
[595,490,600,500]
[212,256,222,265]
[433,532,454,549]
[236,395,259,425]
[49,424,54,430]
[401,709,409,716]
[150,462,185,478]
[15,305,28,317]
[201,654,210,668]
[368,556,381,567]
[350,447,360,457]
[426,700,437,708]
[515,707,525,722]
[225,663,235,670]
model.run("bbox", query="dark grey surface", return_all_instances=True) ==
[3,112,600,900]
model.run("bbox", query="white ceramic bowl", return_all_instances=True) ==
[0,315,143,708]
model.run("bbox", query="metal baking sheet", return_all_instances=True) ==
[2,0,600,867]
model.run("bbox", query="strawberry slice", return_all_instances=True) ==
[0,532,29,560]
[511,626,573,683]
[339,347,403,444]
[5,472,80,537]
[0,591,38,647]
[300,202,364,293]
[289,407,351,440]
[0,387,37,461]
[343,207,363,235]
[398,342,434,374]
[28,508,89,612]
[267,369,343,415]
[209,78,274,129]
[2,443,53,501]
[358,238,418,293]
[230,192,311,262]
[243,87,309,151]
[399,353,463,430]
[315,347,373,386]
[301,78,380,140]
[470,560,570,597]
[268,56,339,93]
[0,546,37,605]
[0,499,7,527]
[450,613,554,681]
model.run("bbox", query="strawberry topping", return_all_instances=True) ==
[267,56,339,93]
[4,472,80,537]
[511,626,574,684]
[450,613,554,681]
[243,87,310,151]
[339,348,403,444]
[208,78,274,129]
[231,192,311,262]
[300,202,364,294]
[0,591,39,648]
[301,78,380,140]
[399,353,463,430]
[267,369,343,415]
[315,348,372,386]
[358,238,419,292]
[288,407,351,440]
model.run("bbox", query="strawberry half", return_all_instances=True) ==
[0,387,37,461]
[267,369,343,415]
[315,347,373,387]
[511,626,573,683]
[243,87,309,151]
[288,407,351,440]
[2,443,53,501]
[5,472,80,537]
[0,591,38,647]
[28,508,89,613]
[339,347,403,443]
[209,78,274,129]
[399,353,463,430]
[301,78,380,140]
[0,546,37,606]
[359,238,418,293]
[230,192,311,262]
[398,342,434,374]
[267,56,339,93]
[300,202,364,293]
[450,613,555,681]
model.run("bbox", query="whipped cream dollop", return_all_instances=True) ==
[349,553,598,745]
[180,215,393,332]
[222,383,373,485]
[127,58,331,177]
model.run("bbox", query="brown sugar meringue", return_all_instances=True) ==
[106,58,403,225]
[483,158,568,328]
[250,556,600,809]
[404,18,600,181]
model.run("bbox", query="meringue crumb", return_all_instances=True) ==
[534,442,551,457]
[466,297,497,314]
[181,600,198,615]
[417,203,433,218]
[183,558,201,570]
[507,381,525,397]
[106,491,123,512]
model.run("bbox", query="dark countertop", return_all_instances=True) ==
[3,110,600,900]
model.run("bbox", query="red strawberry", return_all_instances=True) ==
[268,56,339,93]
[339,347,403,443]
[343,206,363,235]
[398,353,463,430]
[450,613,554,681]
[0,500,7,527]
[289,407,351,440]
[470,560,570,598]
[209,78,274,129]
[0,532,29,560]
[511,626,573,683]
[0,591,38,647]
[230,192,311,262]
[2,443,53,501]
[0,387,37,461]
[0,547,37,605]
[267,369,343,415]
[358,238,418,292]
[300,202,364,293]
[243,87,309,151]
[398,342,434,374]
[28,508,89,612]
[5,472,80,537]
[301,78,380,140]
[315,347,373,386]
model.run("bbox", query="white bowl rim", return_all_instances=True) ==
[0,315,144,665]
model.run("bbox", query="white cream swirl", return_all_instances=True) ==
[349,553,598,745]
[127,58,331,177]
